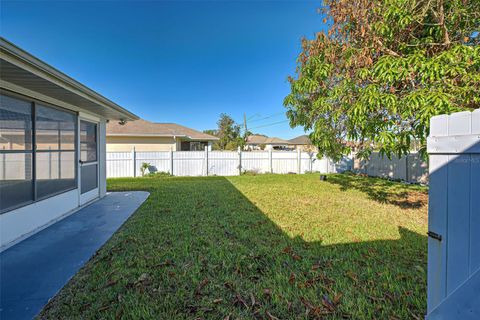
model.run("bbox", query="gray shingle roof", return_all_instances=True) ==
[107,119,219,141]
[288,135,312,145]
[246,135,290,145]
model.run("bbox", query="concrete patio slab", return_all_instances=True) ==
[0,191,149,320]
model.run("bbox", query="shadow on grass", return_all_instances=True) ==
[325,173,428,209]
[40,176,427,320]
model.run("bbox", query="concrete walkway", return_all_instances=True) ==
[0,191,149,320]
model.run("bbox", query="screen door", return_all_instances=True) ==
[79,120,99,205]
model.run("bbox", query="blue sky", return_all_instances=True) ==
[1,1,325,139]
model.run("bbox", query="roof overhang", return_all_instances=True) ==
[0,37,138,121]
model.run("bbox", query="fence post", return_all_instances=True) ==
[205,145,209,176]
[131,147,136,177]
[170,148,174,175]
[2,148,5,180]
[297,149,301,174]
[269,149,273,173]
[238,146,242,175]
[405,155,409,183]
[48,146,52,178]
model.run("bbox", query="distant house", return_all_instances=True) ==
[288,135,317,152]
[245,134,292,151]
[106,119,218,152]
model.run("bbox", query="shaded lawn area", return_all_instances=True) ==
[40,174,428,319]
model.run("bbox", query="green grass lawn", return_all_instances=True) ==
[40,173,428,319]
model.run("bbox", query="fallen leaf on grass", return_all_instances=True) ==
[195,278,209,297]
[224,281,234,291]
[282,246,292,254]
[300,297,324,316]
[266,311,280,320]
[250,292,256,307]
[321,294,336,312]
[289,272,296,285]
[292,254,302,261]
[213,298,223,304]
[98,305,110,312]
[155,259,175,268]
[137,273,149,283]
[233,293,249,309]
[333,293,342,305]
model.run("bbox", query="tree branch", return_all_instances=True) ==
[438,0,451,45]
[375,39,401,57]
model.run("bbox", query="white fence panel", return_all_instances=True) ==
[106,152,132,178]
[241,151,270,173]
[136,152,170,176]
[173,151,205,176]
[106,150,353,178]
[272,151,297,174]
[355,152,428,183]
[311,156,330,173]
[300,152,316,173]
[209,151,238,176]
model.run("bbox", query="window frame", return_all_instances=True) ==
[0,90,79,214]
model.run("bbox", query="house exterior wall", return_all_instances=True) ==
[0,87,107,250]
[106,136,177,152]
[293,144,318,152]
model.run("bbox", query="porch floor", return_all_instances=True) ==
[0,191,149,320]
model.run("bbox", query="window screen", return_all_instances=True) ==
[181,141,208,151]
[1,95,79,213]
[80,121,97,162]
[0,95,34,211]
[35,104,77,200]
[0,95,32,151]
[81,163,98,194]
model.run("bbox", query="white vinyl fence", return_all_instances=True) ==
[426,110,480,319]
[355,152,429,184]
[106,148,353,178]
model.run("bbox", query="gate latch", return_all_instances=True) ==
[427,231,442,241]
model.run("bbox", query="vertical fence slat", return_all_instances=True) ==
[470,154,480,274]
[446,154,471,294]
[427,154,449,311]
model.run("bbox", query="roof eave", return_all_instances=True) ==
[0,37,138,121]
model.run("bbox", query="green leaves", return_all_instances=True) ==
[284,0,480,160]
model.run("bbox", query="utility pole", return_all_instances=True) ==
[243,113,248,135]
[243,113,248,148]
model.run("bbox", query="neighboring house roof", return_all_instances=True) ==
[288,135,312,145]
[264,137,291,145]
[246,135,290,145]
[107,119,219,141]
[246,134,268,144]
[0,37,138,121]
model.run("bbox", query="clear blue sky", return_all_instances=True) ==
[1,1,325,139]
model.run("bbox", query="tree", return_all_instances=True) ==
[284,0,480,161]
[205,113,243,150]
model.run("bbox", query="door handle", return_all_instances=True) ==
[427,231,442,241]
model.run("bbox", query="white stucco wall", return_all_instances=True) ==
[106,136,178,151]
[0,189,78,248]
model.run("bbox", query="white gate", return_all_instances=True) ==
[426,110,480,319]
